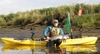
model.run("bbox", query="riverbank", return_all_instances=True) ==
[0,26,100,40]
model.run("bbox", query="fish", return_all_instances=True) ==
[49,35,69,41]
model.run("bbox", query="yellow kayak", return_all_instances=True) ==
[60,36,98,45]
[1,38,46,46]
[2,44,97,52]
[1,36,97,46]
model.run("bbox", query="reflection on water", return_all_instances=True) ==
[1,44,100,54]
[60,45,97,52]
[2,45,46,54]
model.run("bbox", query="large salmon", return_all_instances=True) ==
[49,35,69,41]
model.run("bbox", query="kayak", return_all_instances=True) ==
[60,36,98,45]
[1,36,97,46]
[1,38,46,46]
[2,44,97,52]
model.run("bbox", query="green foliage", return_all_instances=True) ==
[72,14,98,27]
[94,4,100,13]
[0,3,100,28]
[0,17,7,27]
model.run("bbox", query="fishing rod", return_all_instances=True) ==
[78,0,92,37]
[31,32,35,40]
[88,0,92,5]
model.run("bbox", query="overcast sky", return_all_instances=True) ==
[0,0,100,14]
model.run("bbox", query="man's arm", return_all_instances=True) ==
[43,26,51,37]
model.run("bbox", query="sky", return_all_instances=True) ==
[0,0,100,14]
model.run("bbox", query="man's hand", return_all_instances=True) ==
[46,36,50,40]
[45,36,50,42]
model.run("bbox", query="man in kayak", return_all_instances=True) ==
[43,19,64,47]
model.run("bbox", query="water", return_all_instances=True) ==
[0,42,100,54]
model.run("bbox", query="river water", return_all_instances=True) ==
[0,40,100,54]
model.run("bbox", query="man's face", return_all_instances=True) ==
[53,22,58,27]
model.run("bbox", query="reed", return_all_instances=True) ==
[0,3,100,28]
[0,17,7,28]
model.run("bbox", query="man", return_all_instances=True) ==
[43,19,64,47]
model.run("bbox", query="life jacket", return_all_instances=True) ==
[50,27,60,36]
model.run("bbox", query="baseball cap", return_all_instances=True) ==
[53,20,58,23]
